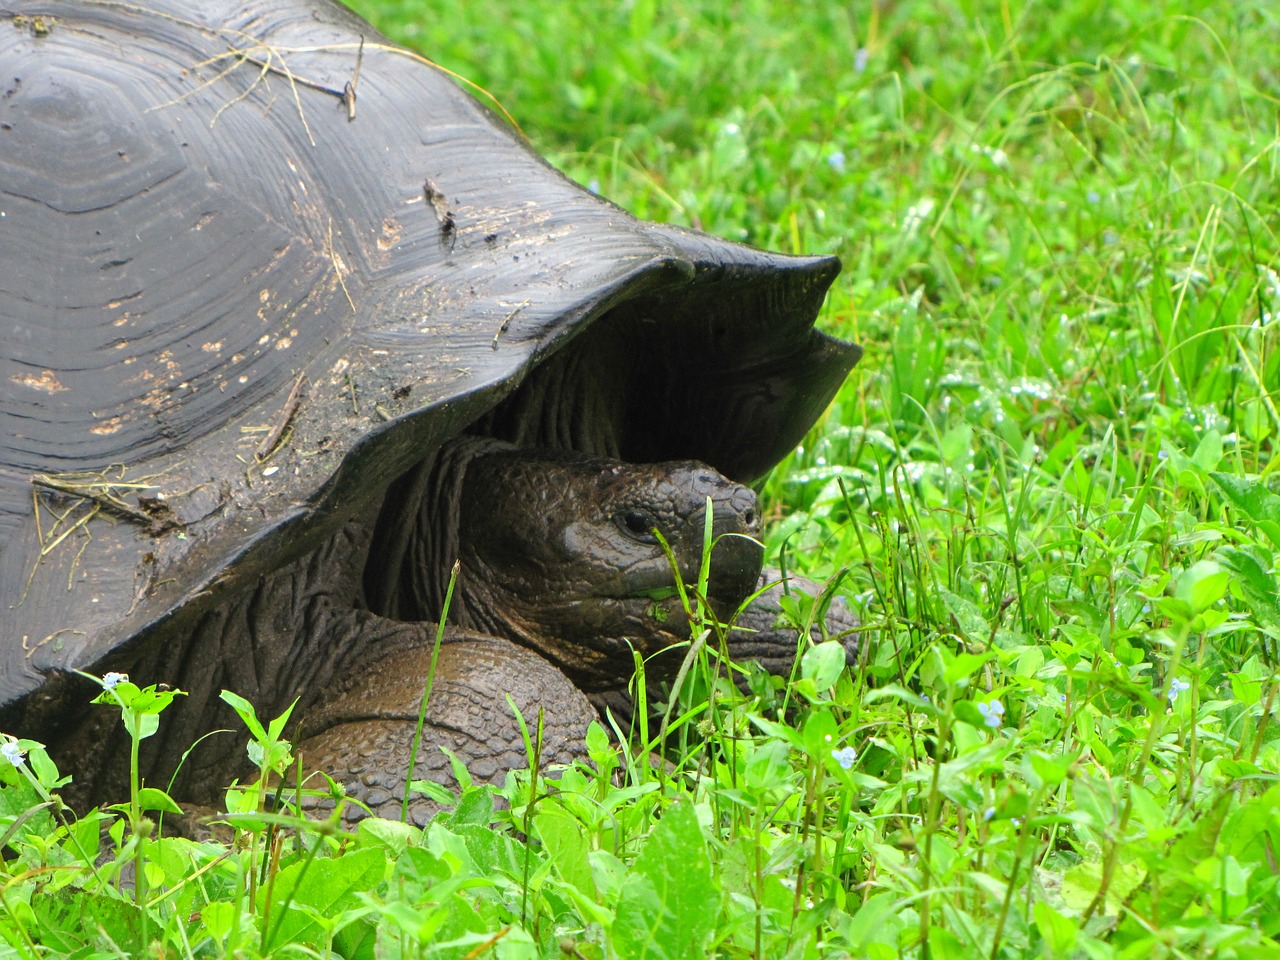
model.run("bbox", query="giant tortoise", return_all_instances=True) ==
[0,0,861,821]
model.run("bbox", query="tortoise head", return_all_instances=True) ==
[451,447,764,689]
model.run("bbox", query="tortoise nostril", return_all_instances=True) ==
[744,508,756,527]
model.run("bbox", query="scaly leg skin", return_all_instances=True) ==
[726,571,860,674]
[296,632,596,826]
[589,572,860,729]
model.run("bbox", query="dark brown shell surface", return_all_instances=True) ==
[0,0,860,707]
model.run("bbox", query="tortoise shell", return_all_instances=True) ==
[0,0,859,710]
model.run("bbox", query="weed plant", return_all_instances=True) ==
[4,0,1280,957]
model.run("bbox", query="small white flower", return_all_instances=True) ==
[902,197,936,233]
[2,740,25,767]
[977,700,1005,729]
[1168,678,1191,703]
[102,672,128,691]
[832,746,858,769]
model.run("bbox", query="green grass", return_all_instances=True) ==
[5,0,1280,957]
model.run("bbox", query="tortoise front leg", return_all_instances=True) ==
[725,571,860,675]
[296,622,595,826]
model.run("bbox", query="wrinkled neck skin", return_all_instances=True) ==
[368,436,764,693]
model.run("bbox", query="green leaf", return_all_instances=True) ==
[1027,750,1075,788]
[941,649,992,685]
[1211,473,1280,547]
[266,697,299,742]
[1173,560,1228,613]
[841,891,902,951]
[939,588,990,640]
[1219,547,1280,635]
[92,679,141,707]
[1190,430,1223,470]
[125,685,185,715]
[743,738,792,793]
[1060,858,1146,913]
[135,787,182,815]
[612,799,716,959]
[261,846,386,951]
[441,785,495,827]
[219,690,267,742]
[800,639,847,690]
[535,807,593,897]
[1034,901,1078,955]
[801,708,839,759]
[32,890,145,954]
[92,682,184,716]
[356,816,418,859]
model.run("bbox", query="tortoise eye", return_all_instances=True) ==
[618,511,659,543]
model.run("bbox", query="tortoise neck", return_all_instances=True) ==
[363,434,513,623]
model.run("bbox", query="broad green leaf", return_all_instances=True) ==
[841,891,902,951]
[261,846,386,951]
[939,588,990,640]
[441,784,495,827]
[941,650,992,685]
[356,816,418,858]
[535,806,593,897]
[1211,473,1280,547]
[1173,560,1228,613]
[1219,547,1280,635]
[135,787,182,815]
[743,738,792,793]
[1034,901,1077,955]
[1027,750,1075,788]
[801,707,839,758]
[32,890,145,954]
[800,639,847,690]
[612,799,716,959]
[1061,859,1146,913]
[124,685,185,715]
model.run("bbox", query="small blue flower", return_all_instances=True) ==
[977,700,1005,729]
[983,806,996,821]
[1,740,25,767]
[1086,191,1101,204]
[586,178,601,195]
[827,151,847,172]
[853,47,869,73]
[1168,678,1191,703]
[102,672,128,690]
[832,746,858,769]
